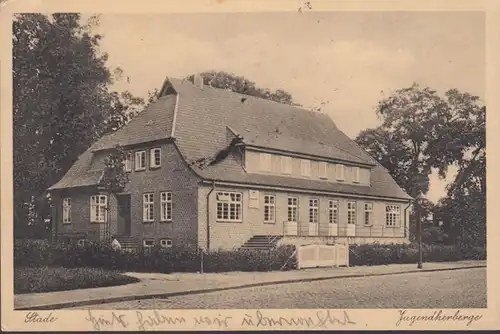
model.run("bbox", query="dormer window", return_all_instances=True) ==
[135,151,146,170]
[259,153,272,172]
[353,166,360,183]
[124,153,132,172]
[150,148,161,168]
[281,156,292,174]
[318,161,328,179]
[301,159,311,177]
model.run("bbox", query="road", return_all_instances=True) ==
[72,267,486,309]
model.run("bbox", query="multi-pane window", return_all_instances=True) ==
[386,205,401,227]
[353,167,361,183]
[160,191,172,221]
[124,153,132,172]
[364,202,373,225]
[143,239,154,253]
[264,195,276,223]
[281,156,293,174]
[90,195,107,223]
[301,159,311,176]
[62,198,71,224]
[160,239,173,248]
[216,192,242,222]
[318,162,328,179]
[309,199,319,223]
[329,200,339,224]
[287,197,298,222]
[135,151,146,170]
[347,201,356,225]
[336,164,345,181]
[260,153,272,172]
[150,148,161,168]
[143,193,154,222]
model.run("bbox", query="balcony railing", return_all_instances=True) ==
[282,221,406,238]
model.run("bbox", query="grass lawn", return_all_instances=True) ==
[14,266,140,294]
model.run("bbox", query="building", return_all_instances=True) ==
[48,75,413,251]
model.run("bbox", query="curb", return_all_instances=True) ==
[15,264,486,310]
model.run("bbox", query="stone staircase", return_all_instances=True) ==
[240,235,283,251]
[115,235,140,251]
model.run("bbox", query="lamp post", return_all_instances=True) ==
[416,193,425,269]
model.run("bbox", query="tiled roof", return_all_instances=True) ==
[48,77,411,200]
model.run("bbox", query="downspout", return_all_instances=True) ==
[206,180,216,250]
[404,200,412,239]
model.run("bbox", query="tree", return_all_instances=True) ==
[100,145,129,242]
[185,71,298,106]
[12,13,142,238]
[355,83,485,245]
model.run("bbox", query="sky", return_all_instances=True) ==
[91,11,485,203]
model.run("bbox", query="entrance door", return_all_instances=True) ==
[117,194,131,236]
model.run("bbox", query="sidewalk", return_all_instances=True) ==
[14,260,486,310]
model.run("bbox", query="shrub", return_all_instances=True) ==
[349,243,486,266]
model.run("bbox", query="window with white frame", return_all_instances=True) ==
[135,151,146,170]
[160,191,172,221]
[150,148,161,168]
[287,197,298,222]
[309,199,319,223]
[62,198,71,224]
[386,205,401,227]
[318,162,328,179]
[124,153,132,172]
[160,239,172,248]
[143,193,154,222]
[301,159,311,177]
[336,164,345,181]
[260,153,272,172]
[90,195,107,223]
[264,195,276,223]
[143,239,154,252]
[364,202,373,225]
[329,200,339,224]
[216,192,242,222]
[347,201,356,225]
[281,156,292,174]
[353,167,360,183]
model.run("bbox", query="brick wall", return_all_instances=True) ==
[198,184,410,250]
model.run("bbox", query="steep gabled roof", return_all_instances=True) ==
[49,76,411,200]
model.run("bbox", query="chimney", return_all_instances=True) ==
[193,73,204,89]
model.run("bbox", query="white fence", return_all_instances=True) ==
[296,243,349,269]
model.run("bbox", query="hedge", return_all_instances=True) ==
[349,243,486,266]
[14,239,297,273]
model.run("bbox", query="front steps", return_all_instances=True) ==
[240,235,283,251]
[114,235,140,251]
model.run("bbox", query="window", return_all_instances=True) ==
[62,197,71,224]
[216,192,242,222]
[264,195,276,223]
[143,193,154,222]
[336,164,345,181]
[281,156,292,174]
[77,239,89,247]
[260,153,272,172]
[160,192,172,221]
[287,197,298,222]
[150,148,161,168]
[364,202,373,226]
[160,239,172,248]
[318,162,328,179]
[249,190,259,209]
[90,195,107,223]
[135,151,146,170]
[347,201,356,225]
[353,167,360,183]
[143,239,154,253]
[329,200,339,224]
[309,199,319,223]
[386,205,401,227]
[301,159,311,176]
[124,153,132,172]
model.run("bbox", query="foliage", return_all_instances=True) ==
[355,83,485,246]
[186,71,298,106]
[12,14,145,238]
[14,266,139,294]
[14,239,297,273]
[349,243,485,266]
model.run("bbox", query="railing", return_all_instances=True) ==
[282,221,406,238]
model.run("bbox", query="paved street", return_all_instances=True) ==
[71,267,486,309]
